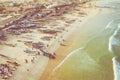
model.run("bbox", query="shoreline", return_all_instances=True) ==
[0,1,100,80]
[0,2,79,80]
[39,1,101,80]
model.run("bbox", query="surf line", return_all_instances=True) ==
[53,47,84,71]
[53,19,120,72]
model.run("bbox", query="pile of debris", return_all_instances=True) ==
[40,49,56,59]
[10,23,38,29]
[6,29,21,35]
[0,32,6,40]
[32,42,45,50]
[24,41,56,59]
[51,3,76,16]
[39,29,61,34]
[0,3,77,37]
[41,36,52,41]
[24,41,45,50]
[24,49,37,55]
[0,7,5,14]
[6,29,32,35]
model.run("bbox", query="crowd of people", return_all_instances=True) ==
[0,63,17,79]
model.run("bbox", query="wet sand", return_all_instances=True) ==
[39,1,100,80]
[0,1,99,80]
[48,2,120,80]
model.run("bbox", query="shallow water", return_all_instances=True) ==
[51,0,120,80]
[96,0,120,9]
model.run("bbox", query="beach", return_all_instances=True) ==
[1,0,119,80]
[39,1,100,80]
[0,0,100,80]
[48,0,120,80]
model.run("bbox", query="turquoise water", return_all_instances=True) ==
[51,0,120,80]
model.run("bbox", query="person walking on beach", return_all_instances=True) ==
[109,26,120,80]
[25,59,28,63]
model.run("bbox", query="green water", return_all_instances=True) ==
[51,30,114,80]
[51,0,120,80]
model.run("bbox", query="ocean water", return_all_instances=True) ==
[96,0,120,9]
[51,0,120,80]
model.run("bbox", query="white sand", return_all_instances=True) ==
[0,1,100,80]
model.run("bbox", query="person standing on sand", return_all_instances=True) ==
[25,59,28,63]
[109,26,120,80]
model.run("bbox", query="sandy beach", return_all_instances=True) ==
[39,1,100,80]
[0,0,100,80]
[48,0,120,79]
